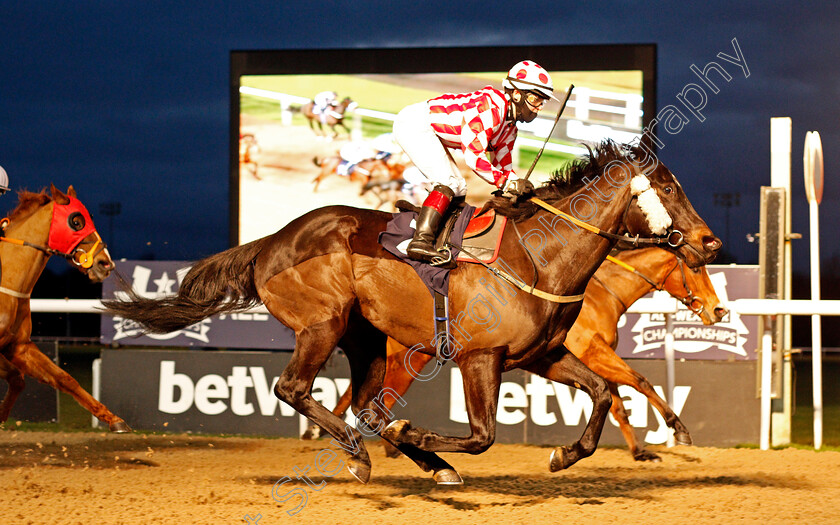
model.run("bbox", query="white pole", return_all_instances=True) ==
[91,358,102,429]
[664,313,676,448]
[760,327,773,450]
[810,199,823,449]
[770,117,793,447]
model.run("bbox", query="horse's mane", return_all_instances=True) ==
[6,189,52,222]
[484,139,642,222]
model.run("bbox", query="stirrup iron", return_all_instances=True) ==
[429,246,452,267]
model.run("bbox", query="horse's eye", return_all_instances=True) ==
[67,212,85,231]
[663,186,674,195]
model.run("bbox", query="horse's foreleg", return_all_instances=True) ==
[607,382,661,462]
[273,316,374,483]
[524,345,611,472]
[0,353,25,424]
[9,343,130,432]
[382,348,503,457]
[379,342,434,457]
[583,342,691,446]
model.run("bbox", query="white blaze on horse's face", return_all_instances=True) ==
[630,174,673,235]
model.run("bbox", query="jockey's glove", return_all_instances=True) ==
[504,177,535,197]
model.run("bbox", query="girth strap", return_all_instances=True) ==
[433,291,451,363]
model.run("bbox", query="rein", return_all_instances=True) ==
[454,190,693,305]
[529,197,687,249]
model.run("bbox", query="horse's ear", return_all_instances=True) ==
[50,183,70,205]
[67,185,77,198]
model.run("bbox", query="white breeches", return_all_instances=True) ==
[392,101,468,197]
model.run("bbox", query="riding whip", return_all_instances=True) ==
[523,84,574,181]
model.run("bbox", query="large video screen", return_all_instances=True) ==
[230,45,656,246]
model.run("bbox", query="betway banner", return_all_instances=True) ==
[100,260,295,349]
[99,349,759,447]
[616,265,759,360]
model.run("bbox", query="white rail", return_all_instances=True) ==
[37,296,840,451]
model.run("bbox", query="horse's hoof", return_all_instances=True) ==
[674,431,693,446]
[301,425,322,440]
[346,458,371,484]
[633,449,663,462]
[549,447,572,472]
[382,419,410,441]
[109,420,132,433]
[433,468,463,485]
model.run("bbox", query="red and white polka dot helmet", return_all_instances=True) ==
[502,60,554,99]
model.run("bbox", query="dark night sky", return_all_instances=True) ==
[2,2,839,274]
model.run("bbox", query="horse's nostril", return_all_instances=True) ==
[714,306,729,321]
[703,235,722,251]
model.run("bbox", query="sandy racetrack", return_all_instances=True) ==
[2,430,839,524]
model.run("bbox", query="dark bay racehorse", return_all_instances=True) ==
[103,140,720,484]
[301,97,354,139]
[305,246,728,462]
[0,185,129,432]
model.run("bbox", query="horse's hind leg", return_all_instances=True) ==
[382,347,504,459]
[340,317,462,485]
[302,339,434,462]
[273,316,375,483]
[0,353,25,424]
[9,342,131,432]
[524,346,612,472]
[584,343,691,446]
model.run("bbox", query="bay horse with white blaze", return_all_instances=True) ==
[0,185,129,432]
[305,246,728,462]
[103,140,720,485]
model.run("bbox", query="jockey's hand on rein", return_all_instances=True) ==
[504,178,535,201]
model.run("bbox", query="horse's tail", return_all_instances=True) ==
[101,239,267,334]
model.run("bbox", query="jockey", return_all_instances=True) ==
[392,60,554,262]
[0,165,9,196]
[337,140,380,176]
[312,90,339,121]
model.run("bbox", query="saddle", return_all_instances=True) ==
[395,200,507,267]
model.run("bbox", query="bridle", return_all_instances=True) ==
[0,219,104,268]
[0,199,107,298]
[599,252,706,317]
[530,196,688,250]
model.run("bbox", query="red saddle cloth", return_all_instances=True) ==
[457,207,507,264]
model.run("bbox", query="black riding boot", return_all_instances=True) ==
[407,185,454,262]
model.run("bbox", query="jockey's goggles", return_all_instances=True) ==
[524,92,548,109]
